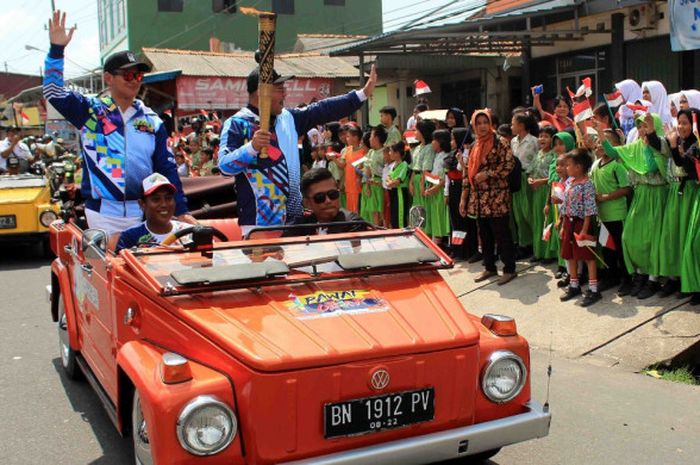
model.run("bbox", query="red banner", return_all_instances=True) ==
[176,76,334,111]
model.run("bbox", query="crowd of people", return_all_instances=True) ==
[234,79,698,308]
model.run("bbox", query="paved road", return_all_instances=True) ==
[1,243,698,465]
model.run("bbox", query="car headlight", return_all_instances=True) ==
[40,210,58,227]
[176,395,237,456]
[481,350,527,403]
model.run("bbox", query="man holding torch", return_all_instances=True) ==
[218,9,377,234]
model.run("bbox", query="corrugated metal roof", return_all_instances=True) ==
[294,34,368,54]
[142,48,359,78]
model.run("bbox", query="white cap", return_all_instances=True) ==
[142,173,176,196]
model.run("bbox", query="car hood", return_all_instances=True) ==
[171,271,480,372]
[0,187,45,205]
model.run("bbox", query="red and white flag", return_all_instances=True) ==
[625,102,649,115]
[451,230,466,246]
[552,181,566,202]
[574,77,593,98]
[574,232,597,248]
[542,223,553,242]
[568,86,593,123]
[414,80,431,96]
[598,223,616,250]
[424,173,441,185]
[604,90,624,108]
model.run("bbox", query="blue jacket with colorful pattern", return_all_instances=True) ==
[218,92,364,228]
[43,45,187,218]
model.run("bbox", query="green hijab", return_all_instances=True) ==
[612,113,667,176]
[553,131,575,152]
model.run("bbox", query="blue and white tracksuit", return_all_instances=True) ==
[218,92,365,228]
[43,44,187,219]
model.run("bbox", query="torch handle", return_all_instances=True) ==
[258,83,272,158]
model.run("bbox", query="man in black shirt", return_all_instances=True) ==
[285,168,365,236]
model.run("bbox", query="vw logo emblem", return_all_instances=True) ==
[369,368,390,391]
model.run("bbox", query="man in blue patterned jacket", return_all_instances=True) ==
[43,10,193,235]
[218,60,377,236]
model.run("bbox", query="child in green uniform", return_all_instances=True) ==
[528,126,557,261]
[590,128,632,293]
[379,106,402,146]
[386,142,411,228]
[410,120,436,211]
[425,129,452,245]
[360,126,386,225]
[600,113,669,299]
[510,112,539,257]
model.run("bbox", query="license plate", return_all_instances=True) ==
[0,215,16,229]
[324,388,435,438]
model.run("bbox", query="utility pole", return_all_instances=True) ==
[4,62,7,74]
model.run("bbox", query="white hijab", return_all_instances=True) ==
[641,80,672,125]
[681,89,700,109]
[615,79,643,122]
[668,92,681,127]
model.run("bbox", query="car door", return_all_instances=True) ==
[74,229,118,400]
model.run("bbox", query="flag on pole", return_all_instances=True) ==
[574,232,597,248]
[413,80,431,96]
[542,223,553,242]
[598,223,616,250]
[604,90,624,108]
[574,77,593,98]
[567,85,593,123]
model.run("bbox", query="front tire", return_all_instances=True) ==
[133,390,154,465]
[57,294,80,380]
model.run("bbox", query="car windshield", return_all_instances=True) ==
[0,174,46,188]
[132,230,444,292]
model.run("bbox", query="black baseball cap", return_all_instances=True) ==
[246,67,294,94]
[103,50,151,74]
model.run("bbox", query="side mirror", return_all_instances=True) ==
[82,229,108,257]
[408,206,426,229]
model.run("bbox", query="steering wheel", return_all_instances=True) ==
[161,225,228,250]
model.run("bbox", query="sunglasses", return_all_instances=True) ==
[310,188,340,204]
[113,70,144,82]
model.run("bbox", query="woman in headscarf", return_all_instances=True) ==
[641,80,673,128]
[599,113,669,299]
[615,79,643,137]
[666,108,700,304]
[679,90,700,110]
[668,92,682,127]
[669,109,700,305]
[459,109,517,285]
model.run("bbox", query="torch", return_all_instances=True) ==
[241,7,276,159]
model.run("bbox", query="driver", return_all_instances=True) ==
[115,173,189,252]
[283,168,364,236]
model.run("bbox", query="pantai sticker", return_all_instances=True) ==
[287,290,388,320]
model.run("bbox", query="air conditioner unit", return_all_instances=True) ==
[628,3,658,31]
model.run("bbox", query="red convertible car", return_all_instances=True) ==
[48,217,550,464]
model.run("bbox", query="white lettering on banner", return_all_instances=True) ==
[670,0,700,51]
[176,76,335,110]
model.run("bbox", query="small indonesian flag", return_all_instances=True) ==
[552,181,566,202]
[625,102,649,115]
[574,232,597,248]
[403,129,418,144]
[542,223,553,242]
[414,80,431,96]
[604,90,624,108]
[598,223,616,250]
[351,155,367,168]
[451,230,466,246]
[575,77,593,98]
[20,110,30,125]
[200,109,208,118]
[424,173,441,185]
[568,86,593,123]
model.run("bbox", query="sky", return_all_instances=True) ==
[1,0,463,79]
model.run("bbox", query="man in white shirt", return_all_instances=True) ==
[0,127,33,173]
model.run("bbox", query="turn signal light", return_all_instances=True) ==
[160,352,193,384]
[481,314,518,336]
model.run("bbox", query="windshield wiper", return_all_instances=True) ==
[337,247,439,271]
[169,261,289,286]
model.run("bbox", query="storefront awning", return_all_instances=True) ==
[330,0,633,56]
[143,69,182,84]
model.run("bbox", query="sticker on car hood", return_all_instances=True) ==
[287,289,388,320]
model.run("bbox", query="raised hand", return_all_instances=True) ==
[362,64,377,98]
[49,10,76,46]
